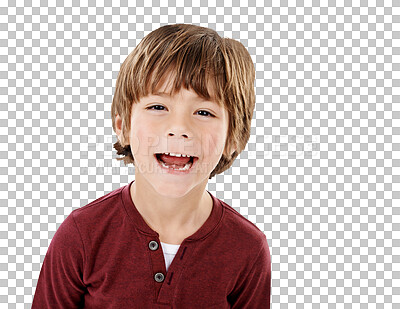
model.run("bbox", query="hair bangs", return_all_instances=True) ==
[140,37,225,107]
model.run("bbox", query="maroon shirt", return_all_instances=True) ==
[32,180,271,308]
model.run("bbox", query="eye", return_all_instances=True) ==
[146,105,215,117]
[146,105,165,111]
[197,110,215,117]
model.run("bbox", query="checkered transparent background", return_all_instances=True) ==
[0,0,399,307]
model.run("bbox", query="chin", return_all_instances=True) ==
[135,160,212,197]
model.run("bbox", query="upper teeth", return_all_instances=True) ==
[163,152,191,158]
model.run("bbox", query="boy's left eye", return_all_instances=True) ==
[146,105,215,117]
[197,110,215,117]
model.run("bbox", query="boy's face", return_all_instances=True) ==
[116,76,234,198]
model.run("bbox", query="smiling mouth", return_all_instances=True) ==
[154,153,198,172]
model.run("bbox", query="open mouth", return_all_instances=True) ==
[154,153,198,173]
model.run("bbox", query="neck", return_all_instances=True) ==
[130,176,212,234]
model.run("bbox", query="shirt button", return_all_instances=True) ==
[154,272,165,282]
[148,240,159,251]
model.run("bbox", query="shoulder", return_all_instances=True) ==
[51,184,130,259]
[215,197,271,290]
[219,198,268,242]
[52,184,129,249]
[217,198,270,260]
[70,184,126,225]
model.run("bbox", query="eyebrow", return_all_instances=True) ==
[152,91,220,106]
[153,91,170,97]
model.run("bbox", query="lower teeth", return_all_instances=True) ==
[160,160,192,171]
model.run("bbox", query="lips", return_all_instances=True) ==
[154,154,199,173]
[156,153,193,163]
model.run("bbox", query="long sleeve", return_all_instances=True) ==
[32,213,87,308]
[229,235,271,308]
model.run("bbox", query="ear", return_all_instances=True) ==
[115,114,128,145]
[225,140,237,158]
[229,144,237,157]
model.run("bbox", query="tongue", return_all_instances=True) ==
[159,154,191,167]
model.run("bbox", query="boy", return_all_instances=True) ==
[32,24,271,308]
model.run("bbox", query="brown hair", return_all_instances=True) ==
[111,24,255,179]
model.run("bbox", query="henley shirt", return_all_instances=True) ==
[32,180,271,308]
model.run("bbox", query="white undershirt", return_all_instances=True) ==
[160,241,181,272]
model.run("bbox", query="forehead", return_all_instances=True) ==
[150,90,221,110]
[146,68,223,107]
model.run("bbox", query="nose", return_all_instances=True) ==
[166,113,192,139]
[168,132,189,138]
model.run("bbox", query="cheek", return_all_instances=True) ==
[126,120,143,156]
[133,126,162,157]
[201,130,227,159]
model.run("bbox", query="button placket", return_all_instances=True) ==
[156,243,193,304]
[148,239,166,284]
